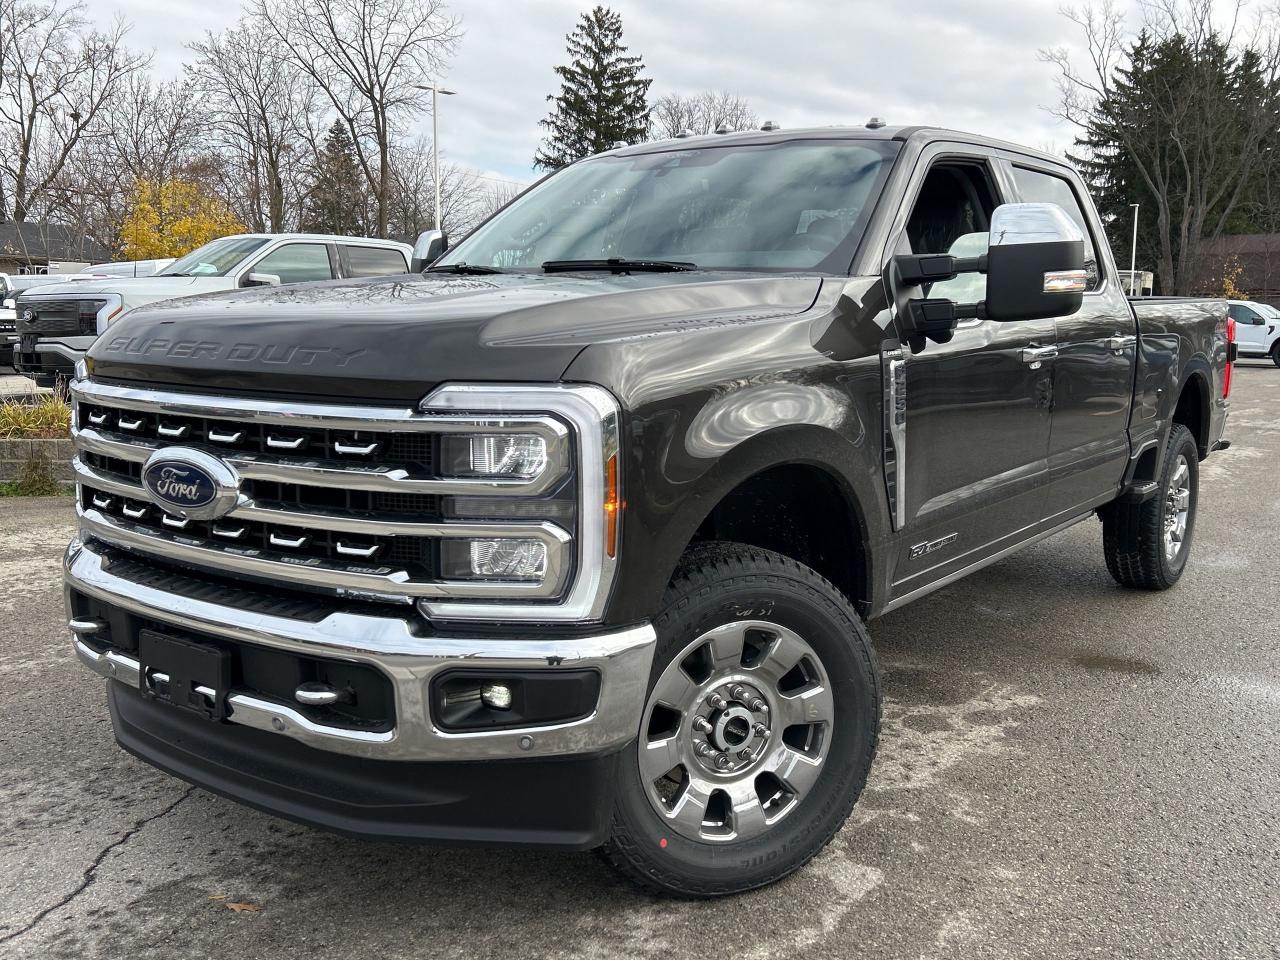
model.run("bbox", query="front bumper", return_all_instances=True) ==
[14,339,88,382]
[65,538,655,763]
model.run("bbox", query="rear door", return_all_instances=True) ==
[1007,162,1136,518]
[885,146,1056,594]
[342,243,410,278]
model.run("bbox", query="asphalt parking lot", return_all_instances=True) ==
[1,364,1277,960]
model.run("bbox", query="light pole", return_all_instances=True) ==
[1129,202,1140,296]
[416,82,456,231]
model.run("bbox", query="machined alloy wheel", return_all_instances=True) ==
[1163,454,1191,561]
[599,543,880,898]
[639,620,834,843]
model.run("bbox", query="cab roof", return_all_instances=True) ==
[605,124,1068,170]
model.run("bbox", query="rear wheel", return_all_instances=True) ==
[1102,423,1199,590]
[599,542,879,897]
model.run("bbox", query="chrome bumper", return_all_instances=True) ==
[65,538,655,762]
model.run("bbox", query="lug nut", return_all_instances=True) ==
[750,697,768,712]
[692,715,712,733]
[696,741,714,757]
[706,692,726,710]
[730,685,748,701]
[714,753,731,770]
[753,722,769,738]
[737,749,753,761]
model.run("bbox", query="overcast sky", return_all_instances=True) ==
[99,0,1140,187]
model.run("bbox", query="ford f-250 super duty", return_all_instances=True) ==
[63,125,1232,897]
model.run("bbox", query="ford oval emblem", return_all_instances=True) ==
[140,447,240,520]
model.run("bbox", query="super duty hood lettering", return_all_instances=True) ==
[101,336,366,368]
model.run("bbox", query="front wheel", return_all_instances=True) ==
[599,543,880,897]
[1270,342,1280,369]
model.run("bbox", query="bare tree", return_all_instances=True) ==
[476,179,523,222]
[0,0,148,222]
[252,0,461,237]
[386,136,490,239]
[187,19,320,232]
[649,90,758,139]
[1041,0,1280,294]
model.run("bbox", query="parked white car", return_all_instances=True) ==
[1228,300,1280,367]
[83,258,176,278]
[2,272,109,368]
[13,233,416,383]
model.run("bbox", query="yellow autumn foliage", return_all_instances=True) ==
[119,180,246,260]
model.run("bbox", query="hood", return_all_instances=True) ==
[20,276,231,299]
[87,271,823,402]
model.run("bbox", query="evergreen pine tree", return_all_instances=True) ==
[301,121,370,235]
[534,6,652,169]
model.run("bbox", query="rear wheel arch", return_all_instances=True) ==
[1170,367,1211,460]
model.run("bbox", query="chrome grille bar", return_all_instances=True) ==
[77,506,568,600]
[72,456,572,542]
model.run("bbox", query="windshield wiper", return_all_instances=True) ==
[541,258,696,273]
[425,262,504,275]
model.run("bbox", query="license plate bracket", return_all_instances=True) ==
[138,629,232,721]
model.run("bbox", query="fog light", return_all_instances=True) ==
[481,682,513,710]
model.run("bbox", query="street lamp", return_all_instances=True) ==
[1129,202,1140,296]
[416,82,456,231]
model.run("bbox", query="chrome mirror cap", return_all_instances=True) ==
[989,202,1084,247]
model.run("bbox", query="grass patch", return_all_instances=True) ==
[0,453,71,496]
[0,389,72,439]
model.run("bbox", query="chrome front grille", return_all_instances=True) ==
[70,380,581,609]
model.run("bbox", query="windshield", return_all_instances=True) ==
[159,237,269,277]
[438,140,899,273]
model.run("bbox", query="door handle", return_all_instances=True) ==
[1021,346,1059,365]
[1107,335,1137,353]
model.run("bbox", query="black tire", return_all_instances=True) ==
[1271,342,1280,368]
[598,542,880,897]
[1103,423,1199,590]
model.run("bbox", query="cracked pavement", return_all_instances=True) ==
[1,364,1278,959]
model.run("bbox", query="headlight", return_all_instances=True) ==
[440,538,549,581]
[441,433,549,478]
[415,383,621,623]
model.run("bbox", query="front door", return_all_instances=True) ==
[886,153,1055,595]
[1229,303,1269,354]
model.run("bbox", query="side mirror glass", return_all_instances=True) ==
[410,230,449,272]
[243,272,281,288]
[984,202,1086,321]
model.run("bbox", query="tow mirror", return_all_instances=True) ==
[984,202,1086,321]
[891,202,1087,352]
[243,272,281,287]
[411,229,448,272]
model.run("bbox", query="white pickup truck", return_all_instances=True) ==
[13,233,417,384]
[1228,300,1280,367]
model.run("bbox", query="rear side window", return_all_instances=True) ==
[345,245,408,277]
[250,243,335,284]
[1011,166,1103,291]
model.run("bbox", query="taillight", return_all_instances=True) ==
[1223,316,1235,399]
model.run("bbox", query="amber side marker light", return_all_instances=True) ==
[604,454,621,557]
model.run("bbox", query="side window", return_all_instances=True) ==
[249,244,334,285]
[904,161,999,303]
[1228,304,1262,325]
[1011,166,1103,291]
[345,245,409,277]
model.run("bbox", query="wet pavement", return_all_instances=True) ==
[1,364,1276,959]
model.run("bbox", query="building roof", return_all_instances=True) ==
[0,221,109,265]
[1200,233,1280,256]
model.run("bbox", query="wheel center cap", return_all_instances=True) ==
[712,705,758,752]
